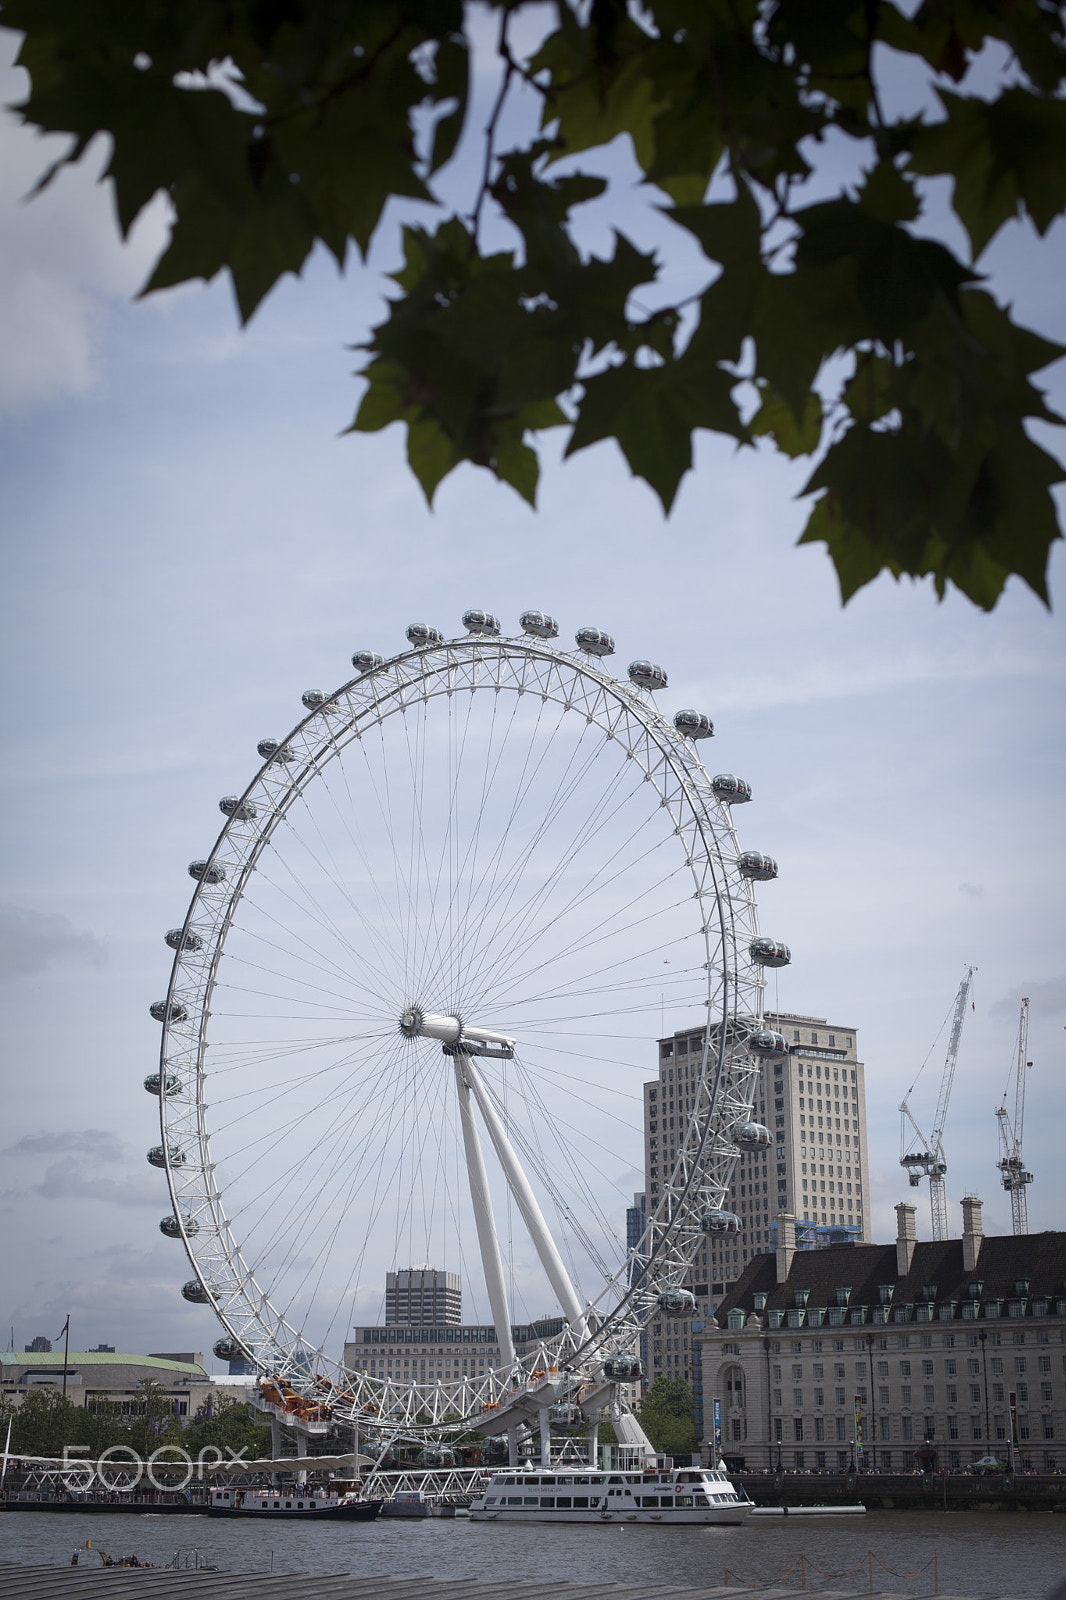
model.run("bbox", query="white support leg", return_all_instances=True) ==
[507,1424,520,1467]
[461,1053,587,1335]
[587,1418,599,1469]
[539,1406,551,1467]
[454,1055,516,1368]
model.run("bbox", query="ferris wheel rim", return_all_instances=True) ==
[152,628,771,1433]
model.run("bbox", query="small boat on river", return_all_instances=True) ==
[208,1487,380,1520]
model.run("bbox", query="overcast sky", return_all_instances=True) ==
[1,27,1063,1374]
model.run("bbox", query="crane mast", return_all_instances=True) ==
[996,997,1033,1235]
[899,967,974,1241]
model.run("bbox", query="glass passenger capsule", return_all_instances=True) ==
[749,936,791,968]
[301,689,333,712]
[220,796,257,822]
[575,626,615,657]
[257,738,295,764]
[351,650,384,674]
[188,860,226,885]
[738,851,777,881]
[144,1072,181,1097]
[712,774,752,803]
[182,1280,210,1304]
[602,1356,643,1380]
[214,1338,246,1362]
[673,709,714,739]
[520,610,559,639]
[549,1404,584,1426]
[732,1119,773,1149]
[147,1144,185,1168]
[701,1208,741,1234]
[748,1027,789,1061]
[628,660,668,691]
[406,623,443,647]
[160,1214,198,1239]
[657,1289,697,1317]
[164,928,202,953]
[150,1000,188,1024]
[462,609,501,635]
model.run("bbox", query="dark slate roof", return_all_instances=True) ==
[714,1231,1066,1319]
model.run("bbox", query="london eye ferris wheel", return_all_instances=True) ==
[146,610,790,1443]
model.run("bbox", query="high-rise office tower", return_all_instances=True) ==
[641,1012,869,1386]
[385,1266,462,1326]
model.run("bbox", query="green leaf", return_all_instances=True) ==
[750,385,823,457]
[406,415,462,506]
[910,87,1066,258]
[493,421,540,507]
[568,350,746,512]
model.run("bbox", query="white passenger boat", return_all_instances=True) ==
[469,1464,751,1524]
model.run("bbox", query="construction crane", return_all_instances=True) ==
[899,967,974,1241]
[996,997,1034,1235]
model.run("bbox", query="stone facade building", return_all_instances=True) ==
[698,1199,1066,1474]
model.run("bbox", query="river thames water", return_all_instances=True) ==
[2,1510,1065,1595]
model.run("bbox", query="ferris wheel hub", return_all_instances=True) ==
[400,1008,516,1057]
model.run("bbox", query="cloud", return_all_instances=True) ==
[32,1164,162,1207]
[2,1130,126,1161]
[0,1131,159,1209]
[0,903,106,980]
[990,978,1066,1021]
[0,48,169,419]
[958,882,984,899]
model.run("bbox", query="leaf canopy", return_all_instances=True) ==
[4,0,1065,607]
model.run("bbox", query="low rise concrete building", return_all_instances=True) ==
[0,1349,251,1423]
[698,1198,1066,1474]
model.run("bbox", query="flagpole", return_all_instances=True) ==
[61,1316,70,1400]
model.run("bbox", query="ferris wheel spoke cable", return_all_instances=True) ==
[224,895,382,1008]
[480,885,692,1022]
[290,1052,439,1339]
[447,686,576,1005]
[440,690,568,995]
[410,671,527,992]
[262,800,405,994]
[252,1029,417,1300]
[352,719,420,987]
[304,759,415,984]
[443,685,554,992]
[485,1060,620,1286]
[209,1026,398,1151]
[245,849,399,1017]
[413,670,506,1003]
[220,1035,404,1214]
[443,704,615,999]
[494,900,696,1021]
[262,823,406,1011]
[460,773,683,1008]
[453,720,635,1002]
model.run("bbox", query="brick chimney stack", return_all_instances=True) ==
[895,1202,917,1275]
[961,1194,984,1274]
